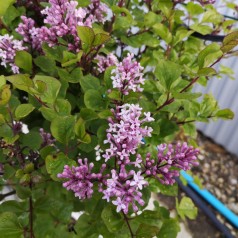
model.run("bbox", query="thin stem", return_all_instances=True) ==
[122,211,134,238]
[29,180,35,238]
[33,95,49,108]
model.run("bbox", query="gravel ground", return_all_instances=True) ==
[158,131,238,237]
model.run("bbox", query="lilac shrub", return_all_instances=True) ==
[0,0,236,237]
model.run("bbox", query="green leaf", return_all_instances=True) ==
[197,68,217,76]
[42,43,65,62]
[215,109,234,120]
[46,153,75,181]
[200,94,218,117]
[15,104,35,119]
[144,12,162,27]
[221,31,238,53]
[0,85,11,106]
[50,115,75,144]
[39,107,57,121]
[55,99,71,116]
[15,51,32,73]
[58,67,83,83]
[183,123,197,137]
[78,135,97,152]
[21,131,42,150]
[93,33,110,46]
[80,74,100,92]
[75,214,100,238]
[108,90,121,101]
[101,205,124,233]
[186,2,204,15]
[176,197,198,220]
[121,32,160,48]
[148,178,178,196]
[202,9,223,24]
[61,51,83,67]
[98,109,113,119]
[157,219,180,238]
[3,164,15,180]
[190,23,213,35]
[34,56,56,74]
[172,92,202,100]
[0,201,27,214]
[155,60,182,90]
[33,75,61,104]
[136,224,160,238]
[153,23,172,43]
[6,74,33,93]
[173,28,193,46]
[135,210,164,228]
[0,212,23,238]
[15,186,31,199]
[0,0,15,16]
[75,117,86,139]
[197,43,223,69]
[79,108,98,121]
[77,26,95,52]
[0,75,6,88]
[84,89,107,110]
[3,5,21,26]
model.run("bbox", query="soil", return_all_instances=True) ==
[157,131,238,238]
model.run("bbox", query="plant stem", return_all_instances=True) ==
[122,211,134,238]
[29,180,35,238]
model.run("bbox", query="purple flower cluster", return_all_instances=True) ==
[84,0,108,26]
[95,53,118,73]
[111,53,145,95]
[16,0,108,51]
[103,104,154,163]
[57,51,199,213]
[58,158,107,199]
[0,34,27,73]
[103,168,147,213]
[144,142,199,185]
[16,16,41,50]
[39,128,56,147]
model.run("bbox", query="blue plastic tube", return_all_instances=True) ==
[180,170,238,229]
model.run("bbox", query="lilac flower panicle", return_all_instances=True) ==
[16,16,35,43]
[0,34,27,73]
[95,53,118,73]
[103,103,154,163]
[111,53,145,95]
[58,159,106,199]
[16,0,108,51]
[145,142,199,185]
[102,168,147,214]
[40,0,87,48]
[84,0,109,26]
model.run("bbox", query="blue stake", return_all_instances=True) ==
[180,170,238,229]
